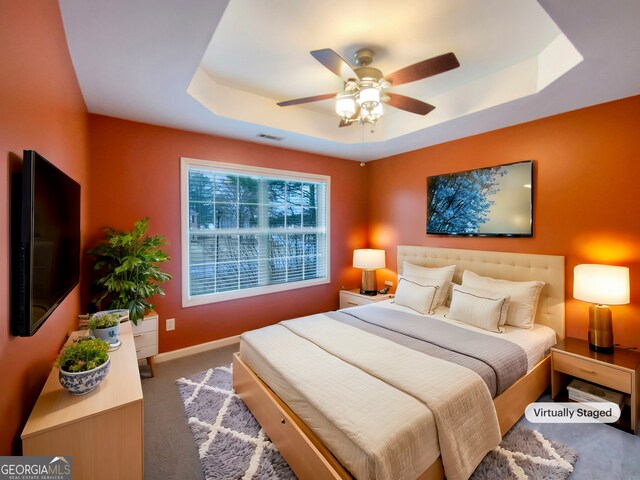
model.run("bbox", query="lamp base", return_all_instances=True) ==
[588,304,614,353]
[360,270,378,296]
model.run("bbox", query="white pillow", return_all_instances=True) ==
[394,277,440,315]
[445,281,456,307]
[447,285,511,332]
[461,270,545,329]
[402,261,456,308]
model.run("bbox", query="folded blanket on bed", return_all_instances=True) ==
[242,314,501,480]
[328,304,528,396]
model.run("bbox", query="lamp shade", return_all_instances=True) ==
[357,86,380,106]
[336,96,356,119]
[353,249,385,270]
[573,264,630,305]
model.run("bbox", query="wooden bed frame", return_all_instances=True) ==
[233,246,565,480]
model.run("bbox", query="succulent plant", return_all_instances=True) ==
[87,312,120,330]
[55,338,110,373]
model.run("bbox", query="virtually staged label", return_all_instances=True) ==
[525,402,621,424]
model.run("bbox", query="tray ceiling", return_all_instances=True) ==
[59,0,640,161]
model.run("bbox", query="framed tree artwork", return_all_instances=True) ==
[426,160,533,237]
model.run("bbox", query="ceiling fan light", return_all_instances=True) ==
[370,102,383,121]
[336,96,356,119]
[357,86,380,109]
[359,108,373,124]
[359,101,383,124]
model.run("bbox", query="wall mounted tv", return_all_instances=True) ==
[12,150,81,336]
[426,160,533,237]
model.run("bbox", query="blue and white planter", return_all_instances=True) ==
[91,324,119,345]
[90,309,127,346]
[59,355,111,395]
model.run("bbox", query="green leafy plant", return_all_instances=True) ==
[87,217,172,325]
[87,313,120,330]
[56,338,109,373]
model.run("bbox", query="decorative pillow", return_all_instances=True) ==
[402,262,456,308]
[461,270,545,329]
[394,277,441,315]
[446,285,511,332]
[445,281,456,307]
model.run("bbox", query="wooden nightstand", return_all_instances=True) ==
[132,310,158,377]
[339,289,392,309]
[551,337,640,433]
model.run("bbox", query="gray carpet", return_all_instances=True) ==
[177,365,578,480]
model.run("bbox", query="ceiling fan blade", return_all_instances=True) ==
[277,92,337,107]
[386,93,435,115]
[384,52,460,86]
[310,49,359,82]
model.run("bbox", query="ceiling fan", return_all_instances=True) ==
[277,48,460,127]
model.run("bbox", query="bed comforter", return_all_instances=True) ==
[241,311,503,480]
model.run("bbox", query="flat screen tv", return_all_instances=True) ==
[426,160,533,237]
[12,150,81,336]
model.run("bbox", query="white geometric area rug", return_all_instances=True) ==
[177,365,578,480]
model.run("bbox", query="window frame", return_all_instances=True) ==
[180,157,331,307]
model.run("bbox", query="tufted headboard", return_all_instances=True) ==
[397,246,565,340]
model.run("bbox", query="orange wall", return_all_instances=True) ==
[86,115,368,352]
[2,0,639,458]
[368,96,640,345]
[0,1,89,454]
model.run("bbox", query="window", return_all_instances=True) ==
[181,158,330,306]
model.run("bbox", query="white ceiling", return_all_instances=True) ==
[59,0,640,161]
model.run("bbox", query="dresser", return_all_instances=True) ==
[132,310,158,376]
[22,321,144,479]
[339,288,392,309]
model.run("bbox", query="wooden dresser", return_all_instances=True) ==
[22,321,144,479]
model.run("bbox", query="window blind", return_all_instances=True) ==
[183,159,329,305]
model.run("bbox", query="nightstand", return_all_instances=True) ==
[339,289,392,309]
[132,310,158,377]
[551,337,640,433]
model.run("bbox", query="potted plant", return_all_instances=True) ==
[88,312,122,346]
[56,338,111,395]
[87,217,171,325]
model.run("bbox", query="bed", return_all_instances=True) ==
[233,246,565,480]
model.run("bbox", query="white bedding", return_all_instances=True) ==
[374,299,557,371]
[240,323,442,480]
[239,301,556,479]
[241,315,501,480]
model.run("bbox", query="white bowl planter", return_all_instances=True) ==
[59,356,111,395]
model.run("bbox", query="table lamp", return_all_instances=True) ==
[353,249,385,296]
[573,264,630,353]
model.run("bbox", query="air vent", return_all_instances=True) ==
[256,133,284,141]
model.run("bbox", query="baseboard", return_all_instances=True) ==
[154,335,241,363]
